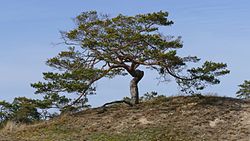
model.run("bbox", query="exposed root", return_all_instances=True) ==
[101,100,133,108]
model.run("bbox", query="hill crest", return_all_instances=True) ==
[1,95,250,141]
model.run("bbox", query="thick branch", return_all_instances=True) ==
[165,68,197,81]
[128,59,199,81]
[68,65,121,107]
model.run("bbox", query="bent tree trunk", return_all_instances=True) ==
[130,69,144,105]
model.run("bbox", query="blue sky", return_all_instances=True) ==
[0,0,249,106]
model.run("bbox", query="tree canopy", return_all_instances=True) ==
[236,80,250,99]
[0,97,42,125]
[31,11,229,108]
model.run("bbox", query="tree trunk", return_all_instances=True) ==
[130,69,144,105]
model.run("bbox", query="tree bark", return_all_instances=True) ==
[130,69,144,105]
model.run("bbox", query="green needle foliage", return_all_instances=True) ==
[0,96,65,126]
[236,80,250,99]
[0,97,42,126]
[31,11,229,108]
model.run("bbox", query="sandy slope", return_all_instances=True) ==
[0,96,249,141]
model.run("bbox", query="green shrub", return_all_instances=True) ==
[236,80,250,99]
